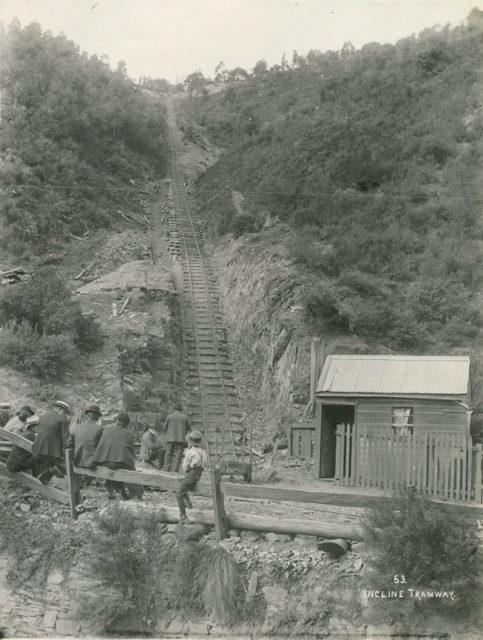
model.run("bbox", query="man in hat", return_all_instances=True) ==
[67,404,104,469]
[32,400,72,484]
[176,430,208,523]
[163,403,191,472]
[0,402,11,428]
[139,423,165,469]
[4,405,35,434]
[93,411,143,500]
[6,415,38,473]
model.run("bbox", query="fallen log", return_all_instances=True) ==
[118,502,364,540]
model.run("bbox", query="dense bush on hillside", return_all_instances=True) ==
[179,11,483,355]
[0,21,168,257]
[0,272,104,379]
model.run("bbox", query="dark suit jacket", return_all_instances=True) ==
[7,430,35,471]
[165,411,190,443]
[70,419,104,468]
[93,425,135,468]
[31,410,69,460]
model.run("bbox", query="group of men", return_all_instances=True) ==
[1,400,207,521]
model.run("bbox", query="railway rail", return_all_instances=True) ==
[166,96,249,478]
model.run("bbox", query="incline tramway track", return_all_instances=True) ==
[166,96,249,478]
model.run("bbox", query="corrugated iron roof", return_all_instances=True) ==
[317,355,470,396]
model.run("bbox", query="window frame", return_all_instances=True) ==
[391,406,414,435]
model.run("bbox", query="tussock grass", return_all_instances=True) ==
[174,543,244,626]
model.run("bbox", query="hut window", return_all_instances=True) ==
[392,407,413,435]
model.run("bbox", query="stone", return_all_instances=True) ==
[261,584,288,607]
[186,621,211,635]
[240,530,264,541]
[265,533,281,543]
[247,571,258,599]
[174,523,208,541]
[293,536,316,547]
[55,618,80,636]
[165,616,186,633]
[353,557,364,571]
[43,610,57,628]
[328,616,349,632]
[47,569,65,585]
[351,541,369,554]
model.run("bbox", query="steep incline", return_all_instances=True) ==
[166,96,248,475]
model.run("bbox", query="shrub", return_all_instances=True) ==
[70,309,104,353]
[362,490,481,625]
[302,284,350,332]
[79,505,175,633]
[0,320,76,380]
[80,506,245,632]
[0,272,71,334]
[231,213,259,237]
[0,271,104,363]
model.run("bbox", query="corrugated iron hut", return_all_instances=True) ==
[314,355,471,478]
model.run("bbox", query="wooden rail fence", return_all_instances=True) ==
[335,424,482,503]
[1,427,481,538]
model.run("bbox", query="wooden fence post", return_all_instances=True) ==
[65,450,82,520]
[474,444,482,504]
[211,468,228,540]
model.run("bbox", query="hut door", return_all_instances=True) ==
[319,404,354,477]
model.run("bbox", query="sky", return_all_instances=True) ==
[1,0,482,82]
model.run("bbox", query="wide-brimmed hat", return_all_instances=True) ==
[116,411,130,427]
[18,405,35,416]
[54,400,72,414]
[0,402,11,410]
[85,404,102,417]
[25,415,39,428]
[188,430,202,443]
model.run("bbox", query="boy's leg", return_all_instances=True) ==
[177,469,198,521]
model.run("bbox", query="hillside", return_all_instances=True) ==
[0,21,168,259]
[178,12,482,354]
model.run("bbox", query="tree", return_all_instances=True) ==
[252,59,267,76]
[184,70,208,97]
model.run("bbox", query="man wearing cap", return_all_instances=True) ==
[163,403,191,473]
[0,403,11,428]
[6,415,38,473]
[4,405,35,434]
[93,411,143,500]
[32,400,72,484]
[177,430,208,523]
[67,404,104,469]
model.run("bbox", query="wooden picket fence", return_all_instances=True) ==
[335,424,482,503]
